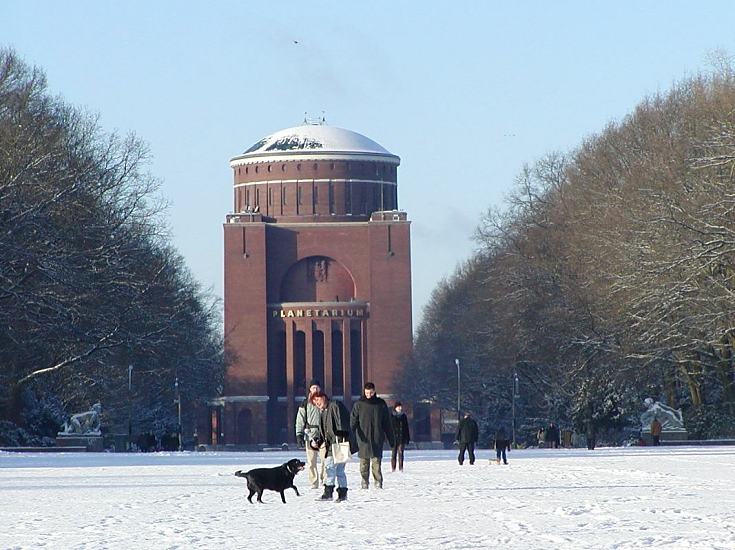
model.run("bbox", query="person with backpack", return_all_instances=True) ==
[295,379,326,489]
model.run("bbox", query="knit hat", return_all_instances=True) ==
[308,379,321,388]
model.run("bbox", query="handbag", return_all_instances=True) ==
[331,440,352,464]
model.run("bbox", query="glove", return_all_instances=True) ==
[296,435,305,448]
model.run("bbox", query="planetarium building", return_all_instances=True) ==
[212,123,414,445]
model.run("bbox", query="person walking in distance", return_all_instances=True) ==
[456,412,479,465]
[493,425,511,465]
[650,416,663,446]
[390,402,411,472]
[350,382,395,489]
[537,426,546,448]
[295,379,326,489]
[311,390,351,502]
[546,422,561,449]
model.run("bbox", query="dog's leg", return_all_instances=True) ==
[257,490,264,503]
[247,489,255,503]
[280,491,287,504]
[291,485,300,497]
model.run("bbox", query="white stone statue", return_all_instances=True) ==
[59,403,103,436]
[640,398,685,433]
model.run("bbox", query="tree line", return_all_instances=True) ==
[399,62,735,444]
[0,49,225,446]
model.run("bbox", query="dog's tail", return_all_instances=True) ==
[234,470,248,478]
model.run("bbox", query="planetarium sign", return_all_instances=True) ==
[270,304,368,319]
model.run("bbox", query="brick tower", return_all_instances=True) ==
[215,123,412,445]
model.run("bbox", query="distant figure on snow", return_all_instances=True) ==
[546,422,561,449]
[537,427,546,448]
[456,412,479,465]
[390,401,411,472]
[493,425,511,465]
[585,421,597,450]
[650,416,663,446]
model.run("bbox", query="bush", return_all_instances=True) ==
[684,405,735,439]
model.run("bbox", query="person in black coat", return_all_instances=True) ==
[350,382,395,489]
[493,426,511,465]
[547,422,561,449]
[456,412,479,465]
[390,401,411,472]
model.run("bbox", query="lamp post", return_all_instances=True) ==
[127,365,133,451]
[512,371,519,448]
[174,377,182,452]
[454,358,461,420]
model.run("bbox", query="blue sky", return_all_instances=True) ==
[3,2,735,328]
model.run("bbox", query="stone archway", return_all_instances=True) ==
[279,256,355,302]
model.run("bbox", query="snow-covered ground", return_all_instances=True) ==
[1,446,734,549]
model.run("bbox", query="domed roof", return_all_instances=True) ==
[231,124,399,165]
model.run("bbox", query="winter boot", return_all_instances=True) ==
[318,485,334,501]
[335,487,348,502]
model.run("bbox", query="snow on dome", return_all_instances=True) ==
[232,124,399,165]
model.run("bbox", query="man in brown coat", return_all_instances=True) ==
[650,416,663,446]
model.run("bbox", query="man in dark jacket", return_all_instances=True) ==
[350,382,395,489]
[312,391,351,502]
[390,401,410,472]
[547,422,561,449]
[493,425,511,465]
[456,412,479,465]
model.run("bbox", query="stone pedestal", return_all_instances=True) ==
[641,430,688,445]
[55,435,104,452]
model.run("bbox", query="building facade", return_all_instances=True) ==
[215,124,413,445]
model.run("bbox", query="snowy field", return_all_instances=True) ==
[1,447,734,550]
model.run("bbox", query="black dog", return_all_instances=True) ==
[235,458,305,503]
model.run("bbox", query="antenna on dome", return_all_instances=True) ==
[302,112,325,126]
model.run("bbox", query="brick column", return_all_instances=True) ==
[286,320,295,442]
[305,320,314,386]
[323,321,333,396]
[342,319,352,407]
